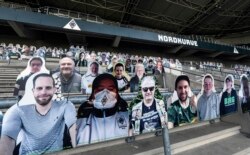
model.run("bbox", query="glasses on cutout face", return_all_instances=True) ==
[142,87,155,92]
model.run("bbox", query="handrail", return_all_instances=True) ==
[0,90,170,109]
[0,1,31,11]
[164,66,241,88]
[182,60,242,76]
[183,63,241,79]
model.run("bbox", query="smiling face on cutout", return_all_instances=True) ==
[141,77,155,105]
[176,80,189,103]
[33,76,56,106]
[59,57,74,77]
[203,76,213,95]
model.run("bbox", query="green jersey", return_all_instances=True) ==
[168,100,197,127]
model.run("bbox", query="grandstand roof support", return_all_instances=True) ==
[7,21,34,38]
[166,45,183,54]
[215,1,250,38]
[71,0,184,26]
[120,0,141,24]
[178,49,197,57]
[176,0,227,34]
[112,36,121,47]
[165,0,207,12]
[231,54,247,61]
[207,51,225,58]
[25,0,40,7]
[217,34,250,45]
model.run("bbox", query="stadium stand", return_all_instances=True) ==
[1,0,250,154]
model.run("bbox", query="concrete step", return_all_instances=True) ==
[0,88,14,93]
[46,58,60,62]
[0,83,15,87]
[0,69,20,71]
[0,70,20,73]
[0,75,18,78]
[0,93,13,98]
[0,87,15,89]
[135,121,241,155]
[0,76,17,79]
[0,62,59,71]
[233,147,250,155]
[0,72,19,74]
[49,121,240,155]
[0,79,16,83]
[175,134,250,155]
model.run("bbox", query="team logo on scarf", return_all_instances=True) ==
[116,115,127,129]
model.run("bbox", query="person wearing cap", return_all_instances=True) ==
[197,74,220,121]
[76,73,129,145]
[220,74,238,116]
[168,75,197,129]
[130,76,168,135]
[0,73,77,155]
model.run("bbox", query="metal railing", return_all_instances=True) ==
[0,90,170,109]
[0,1,31,11]
[165,65,241,89]
[41,6,104,24]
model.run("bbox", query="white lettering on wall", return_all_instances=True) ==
[158,34,198,47]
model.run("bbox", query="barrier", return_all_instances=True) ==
[0,90,170,110]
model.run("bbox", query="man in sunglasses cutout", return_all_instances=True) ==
[168,75,197,129]
[130,76,168,135]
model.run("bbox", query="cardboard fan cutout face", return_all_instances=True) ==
[239,74,250,113]
[219,74,238,116]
